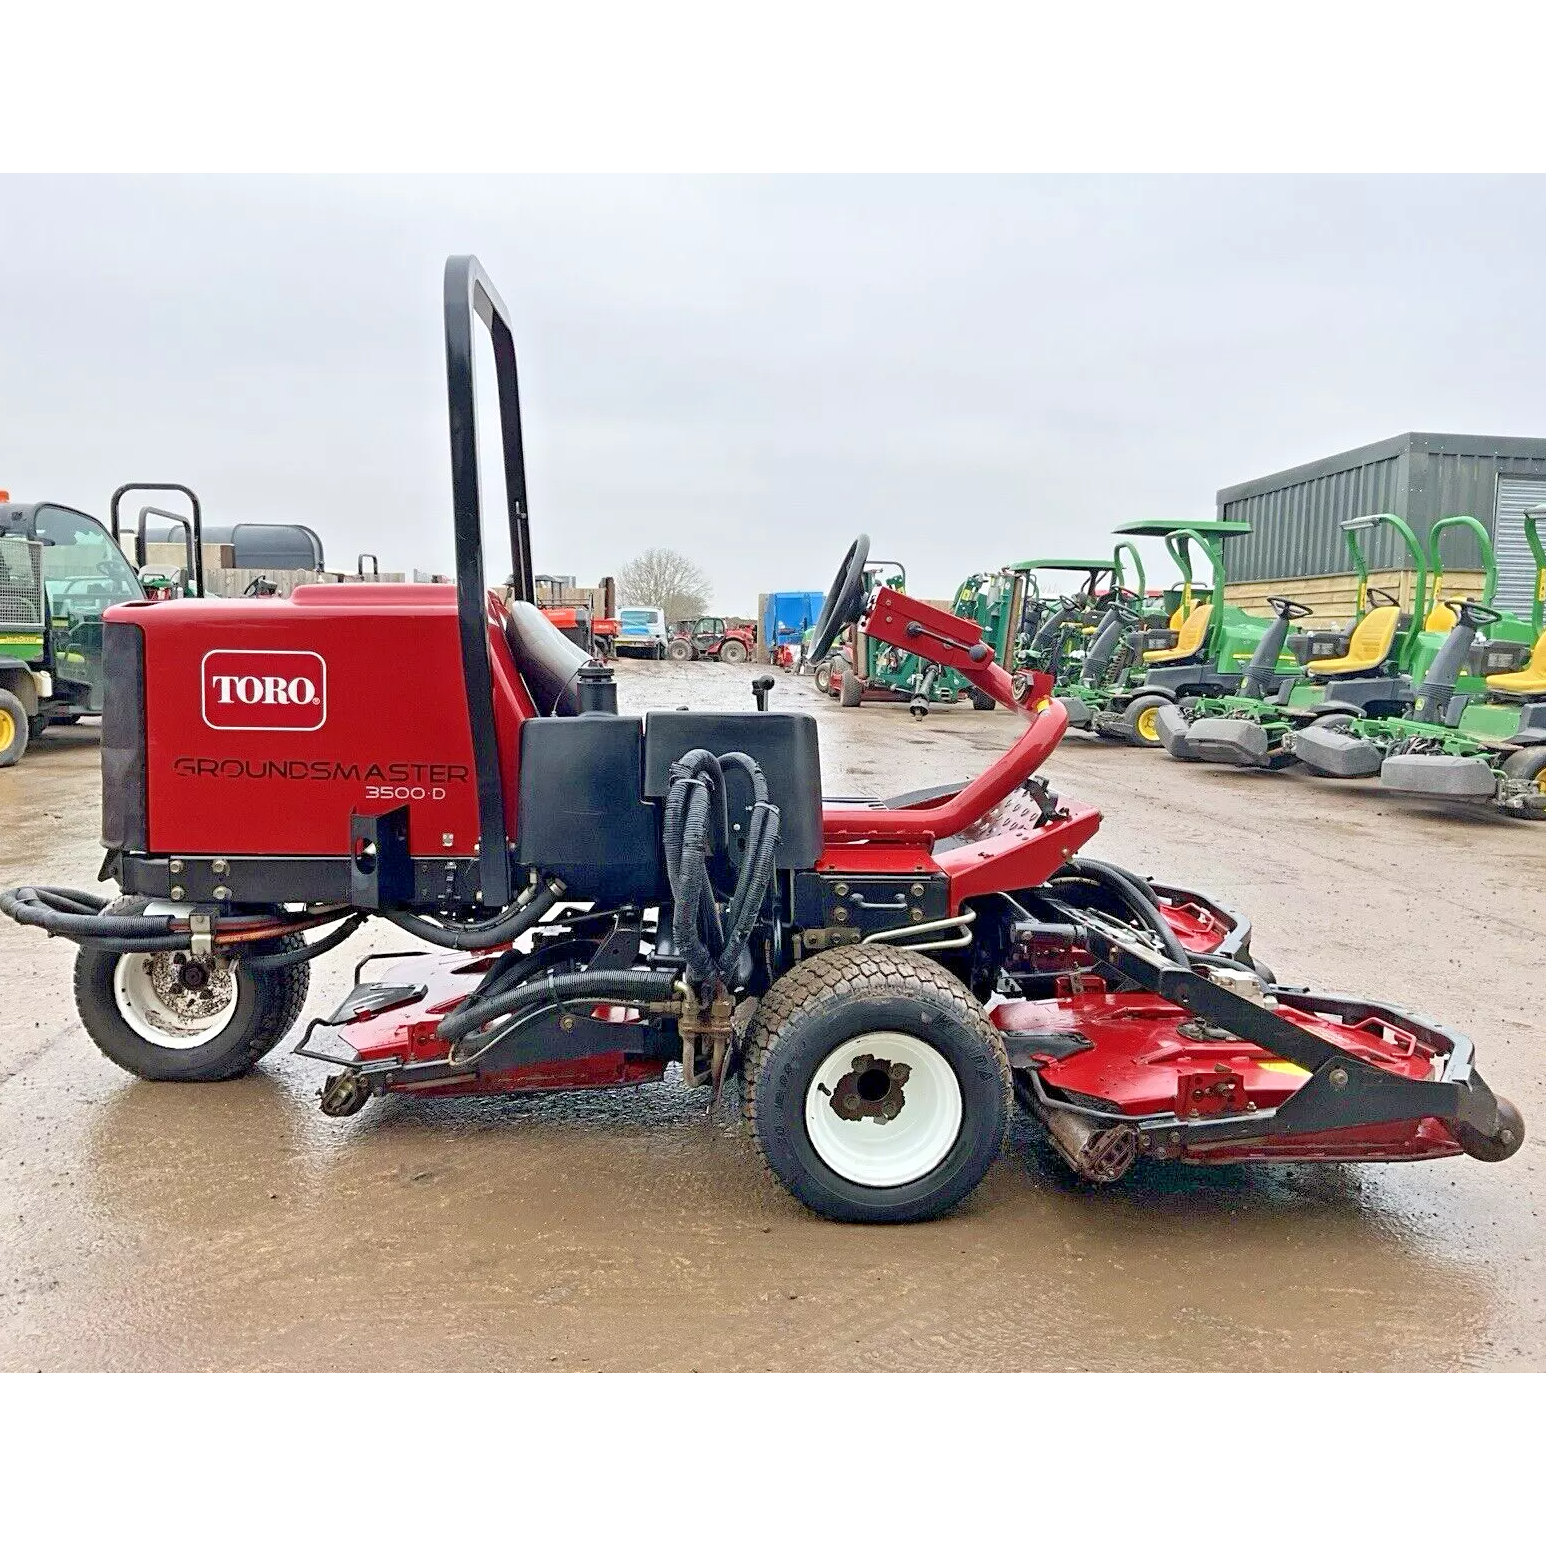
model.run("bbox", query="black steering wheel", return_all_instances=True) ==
[1365,586,1400,609]
[1268,595,1313,620]
[1454,600,1502,630]
[809,534,871,662]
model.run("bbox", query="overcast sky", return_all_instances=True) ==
[4,176,1545,607]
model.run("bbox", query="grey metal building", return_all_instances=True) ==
[1216,433,1546,613]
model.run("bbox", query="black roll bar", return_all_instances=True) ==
[443,255,532,911]
[136,506,196,592]
[358,553,380,579]
[110,483,205,598]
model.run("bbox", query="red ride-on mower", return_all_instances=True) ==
[0,258,1524,1224]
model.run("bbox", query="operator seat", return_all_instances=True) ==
[1486,630,1546,699]
[1305,604,1401,678]
[1143,602,1211,665]
[1425,598,1457,631]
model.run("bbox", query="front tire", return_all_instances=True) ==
[666,638,694,662]
[719,638,748,664]
[0,689,30,768]
[1502,747,1546,820]
[73,898,311,1081]
[969,688,995,711]
[839,669,864,708]
[742,944,1011,1223]
[1121,693,1168,747]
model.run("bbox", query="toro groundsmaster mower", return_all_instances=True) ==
[0,258,1523,1224]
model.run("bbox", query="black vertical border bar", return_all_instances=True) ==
[443,255,530,910]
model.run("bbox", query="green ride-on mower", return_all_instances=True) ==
[941,565,1049,711]
[1285,514,1537,786]
[1015,556,1125,687]
[828,559,981,716]
[0,256,1525,1225]
[1050,538,1154,735]
[1166,513,1456,772]
[1062,520,1265,747]
[1363,506,1546,817]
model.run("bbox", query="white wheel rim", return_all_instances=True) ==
[804,1031,963,1188]
[112,950,241,1050]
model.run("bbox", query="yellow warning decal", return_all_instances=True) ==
[1260,1060,1310,1078]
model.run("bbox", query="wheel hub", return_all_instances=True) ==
[117,949,239,1044]
[828,1053,910,1125]
[804,1031,964,1188]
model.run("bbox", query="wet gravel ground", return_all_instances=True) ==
[1,661,1542,1370]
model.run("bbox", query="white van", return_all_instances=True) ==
[615,605,669,659]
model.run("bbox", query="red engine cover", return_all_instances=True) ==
[112,585,535,858]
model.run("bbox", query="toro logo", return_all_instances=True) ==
[201,650,327,732]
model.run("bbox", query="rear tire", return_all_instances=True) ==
[1121,693,1168,747]
[839,670,864,708]
[742,944,1011,1223]
[1501,748,1546,820]
[73,898,311,1081]
[969,688,995,711]
[666,638,694,662]
[0,689,30,768]
[719,638,748,664]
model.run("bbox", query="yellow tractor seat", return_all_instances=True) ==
[1424,600,1457,631]
[1486,630,1546,698]
[1306,604,1400,677]
[1143,602,1211,664]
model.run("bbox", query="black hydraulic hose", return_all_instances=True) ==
[244,912,367,973]
[0,887,177,942]
[712,751,779,962]
[0,884,326,953]
[440,966,681,1047]
[663,753,728,984]
[662,747,779,991]
[1053,857,1188,966]
[386,876,567,950]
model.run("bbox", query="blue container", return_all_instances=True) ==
[763,590,826,653]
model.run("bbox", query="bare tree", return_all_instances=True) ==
[618,547,711,622]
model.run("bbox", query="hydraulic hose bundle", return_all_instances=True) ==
[662,747,780,997]
[0,884,343,953]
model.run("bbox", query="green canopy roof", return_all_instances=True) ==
[1112,519,1252,538]
[1007,557,1115,572]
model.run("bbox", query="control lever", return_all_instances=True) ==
[751,675,775,712]
[903,620,992,662]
